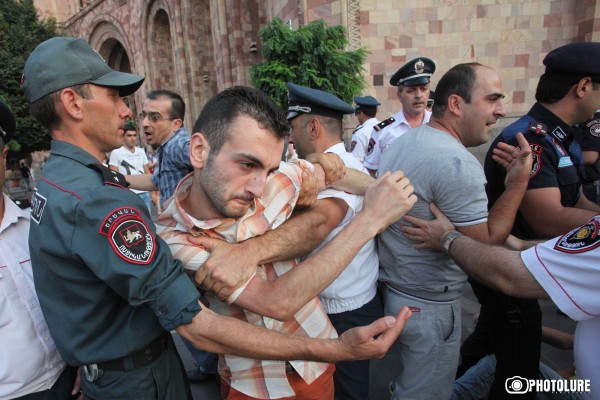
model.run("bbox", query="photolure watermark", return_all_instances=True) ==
[505,376,590,395]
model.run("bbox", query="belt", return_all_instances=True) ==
[83,334,168,382]
[99,334,168,371]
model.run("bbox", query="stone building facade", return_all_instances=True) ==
[34,0,600,134]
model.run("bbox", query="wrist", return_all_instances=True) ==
[441,230,464,254]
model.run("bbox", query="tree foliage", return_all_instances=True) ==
[0,0,58,154]
[251,19,368,108]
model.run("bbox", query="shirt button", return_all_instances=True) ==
[31,303,37,309]
[15,268,21,274]
[158,307,166,316]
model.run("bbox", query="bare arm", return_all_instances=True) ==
[143,163,151,174]
[329,168,375,194]
[194,171,417,310]
[177,304,412,362]
[468,133,532,244]
[125,173,158,191]
[402,203,548,299]
[519,187,598,238]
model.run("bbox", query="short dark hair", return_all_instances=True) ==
[535,72,600,104]
[192,86,289,156]
[146,89,185,120]
[357,106,377,118]
[29,84,91,131]
[123,121,137,132]
[431,63,480,119]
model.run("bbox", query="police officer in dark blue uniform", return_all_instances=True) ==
[463,42,600,398]
[22,37,411,400]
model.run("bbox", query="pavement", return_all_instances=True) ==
[176,282,577,400]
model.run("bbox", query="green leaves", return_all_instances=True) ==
[0,0,57,154]
[251,19,368,108]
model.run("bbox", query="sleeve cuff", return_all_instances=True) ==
[156,273,202,330]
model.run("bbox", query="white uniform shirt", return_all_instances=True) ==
[521,217,600,398]
[0,194,65,399]
[108,146,149,194]
[364,109,431,171]
[300,143,379,314]
[351,117,379,163]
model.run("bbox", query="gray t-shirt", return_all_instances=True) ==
[378,124,488,300]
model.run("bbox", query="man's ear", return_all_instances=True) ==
[575,77,592,99]
[171,118,183,132]
[189,132,210,169]
[447,94,463,116]
[58,88,84,121]
[309,117,320,140]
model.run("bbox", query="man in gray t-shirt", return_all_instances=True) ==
[375,63,533,400]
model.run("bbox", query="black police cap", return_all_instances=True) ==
[0,100,16,144]
[390,57,436,87]
[287,82,355,121]
[354,95,380,114]
[543,42,600,79]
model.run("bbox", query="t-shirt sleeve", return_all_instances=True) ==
[521,219,600,321]
[432,157,488,226]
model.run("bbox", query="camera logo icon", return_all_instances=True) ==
[505,376,530,394]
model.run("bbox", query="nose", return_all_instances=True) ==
[119,98,132,120]
[246,173,267,199]
[495,101,506,118]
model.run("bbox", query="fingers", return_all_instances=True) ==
[186,235,219,251]
[371,307,412,347]
[514,132,531,157]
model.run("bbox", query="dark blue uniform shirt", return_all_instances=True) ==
[484,103,583,240]
[29,140,201,366]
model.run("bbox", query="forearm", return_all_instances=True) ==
[485,184,528,244]
[330,168,374,194]
[177,307,341,362]
[529,206,597,238]
[448,234,548,299]
[576,191,600,212]
[125,173,158,191]
[236,211,377,319]
[243,208,332,266]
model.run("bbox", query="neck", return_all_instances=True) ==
[125,145,136,152]
[314,138,342,154]
[180,175,223,221]
[540,101,577,126]
[404,110,425,128]
[428,118,461,142]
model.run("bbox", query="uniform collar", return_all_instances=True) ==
[0,193,30,234]
[529,103,574,143]
[50,140,100,166]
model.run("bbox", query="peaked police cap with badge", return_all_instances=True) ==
[354,95,380,113]
[287,82,355,121]
[390,57,436,87]
[0,100,16,144]
[21,37,145,104]
[543,42,600,82]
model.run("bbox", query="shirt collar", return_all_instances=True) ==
[0,193,30,234]
[529,103,574,143]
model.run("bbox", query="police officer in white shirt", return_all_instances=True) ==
[364,57,436,175]
[350,95,380,163]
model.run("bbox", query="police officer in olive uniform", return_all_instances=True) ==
[22,37,411,400]
[364,57,435,175]
[350,95,380,163]
[468,42,600,398]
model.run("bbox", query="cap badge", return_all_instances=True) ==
[414,59,425,74]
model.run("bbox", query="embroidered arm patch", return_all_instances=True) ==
[100,207,156,265]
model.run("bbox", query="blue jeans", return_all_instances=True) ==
[137,192,152,214]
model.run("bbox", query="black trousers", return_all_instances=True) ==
[462,279,542,400]
[328,293,384,400]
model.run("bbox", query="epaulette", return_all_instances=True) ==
[373,117,395,132]
[528,121,547,137]
[12,198,31,209]
[88,162,129,189]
